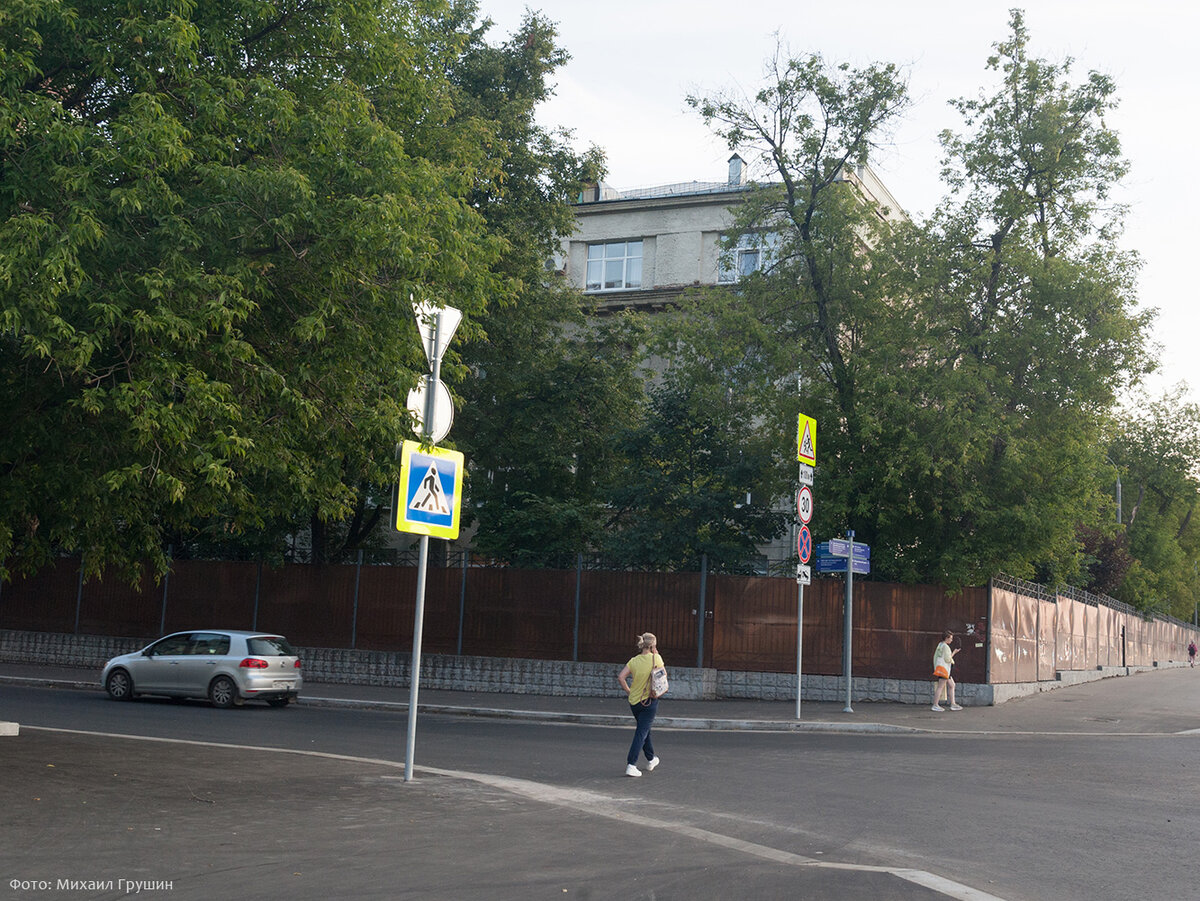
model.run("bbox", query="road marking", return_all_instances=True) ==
[25,725,1008,901]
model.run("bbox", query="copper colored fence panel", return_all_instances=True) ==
[989,588,1017,683]
[1014,594,1038,683]
[255,564,358,649]
[1096,606,1111,668]
[353,565,418,651]
[74,568,160,638]
[579,570,701,666]
[710,573,816,671]
[0,559,134,635]
[1055,597,1077,671]
[859,582,987,683]
[162,560,258,636]
[458,567,575,660]
[1037,599,1057,681]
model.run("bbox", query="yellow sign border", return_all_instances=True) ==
[797,414,817,466]
[395,440,464,539]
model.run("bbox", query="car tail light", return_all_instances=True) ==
[294,660,302,668]
[239,658,269,668]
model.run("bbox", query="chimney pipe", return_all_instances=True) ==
[728,153,746,186]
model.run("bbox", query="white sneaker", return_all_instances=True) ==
[949,704,963,711]
[646,756,660,772]
[625,764,642,777]
[931,705,944,712]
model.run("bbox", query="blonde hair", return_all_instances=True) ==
[637,632,657,651]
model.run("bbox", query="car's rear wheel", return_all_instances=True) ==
[105,669,134,701]
[266,697,291,708]
[209,675,239,709]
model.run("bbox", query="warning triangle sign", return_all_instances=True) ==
[409,463,451,515]
[797,414,817,465]
[799,424,815,460]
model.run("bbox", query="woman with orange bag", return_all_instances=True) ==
[931,630,962,712]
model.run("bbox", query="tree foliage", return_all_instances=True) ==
[0,0,516,579]
[681,13,1156,588]
[1106,388,1200,616]
[445,13,648,567]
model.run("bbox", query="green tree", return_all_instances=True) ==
[1107,388,1200,616]
[603,373,788,573]
[446,12,648,566]
[0,0,506,579]
[680,14,1154,587]
[683,46,914,570]
[898,10,1154,585]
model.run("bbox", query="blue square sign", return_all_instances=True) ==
[395,441,463,539]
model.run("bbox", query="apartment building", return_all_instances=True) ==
[561,153,904,308]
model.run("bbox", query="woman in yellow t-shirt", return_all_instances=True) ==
[617,633,666,777]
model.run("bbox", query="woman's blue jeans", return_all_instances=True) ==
[627,698,657,766]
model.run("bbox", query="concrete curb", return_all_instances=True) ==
[0,675,922,736]
[300,694,923,734]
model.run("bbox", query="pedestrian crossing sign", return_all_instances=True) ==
[797,414,817,466]
[395,441,464,539]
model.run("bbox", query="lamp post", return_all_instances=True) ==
[1104,456,1123,525]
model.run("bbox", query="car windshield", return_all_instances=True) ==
[246,636,295,656]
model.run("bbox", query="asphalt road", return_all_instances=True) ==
[3,681,1200,901]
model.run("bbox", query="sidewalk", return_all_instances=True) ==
[4,660,1200,735]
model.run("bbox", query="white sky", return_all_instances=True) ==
[479,0,1199,407]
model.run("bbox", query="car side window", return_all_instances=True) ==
[190,633,231,655]
[149,634,192,656]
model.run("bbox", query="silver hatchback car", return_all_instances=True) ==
[101,630,303,708]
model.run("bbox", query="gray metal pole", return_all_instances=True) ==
[405,310,443,783]
[696,554,708,669]
[795,581,804,719]
[404,533,430,782]
[843,530,854,713]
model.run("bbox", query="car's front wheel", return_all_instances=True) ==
[209,675,240,709]
[105,669,134,701]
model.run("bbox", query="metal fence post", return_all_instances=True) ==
[573,553,582,662]
[351,549,363,650]
[696,554,708,669]
[253,560,262,631]
[74,557,85,634]
[157,545,173,635]
[457,549,469,656]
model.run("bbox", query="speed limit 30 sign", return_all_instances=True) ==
[797,485,813,524]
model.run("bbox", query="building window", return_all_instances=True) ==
[586,240,643,291]
[718,232,780,283]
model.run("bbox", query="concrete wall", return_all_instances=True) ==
[0,628,1034,705]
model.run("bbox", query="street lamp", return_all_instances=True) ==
[1104,457,1123,525]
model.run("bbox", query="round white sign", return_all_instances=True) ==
[406,376,454,444]
[797,485,814,524]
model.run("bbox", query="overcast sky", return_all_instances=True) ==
[480,0,1199,408]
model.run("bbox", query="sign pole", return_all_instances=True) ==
[795,410,816,721]
[843,529,855,714]
[796,581,804,720]
[405,310,443,783]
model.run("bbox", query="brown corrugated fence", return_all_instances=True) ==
[1,559,1193,682]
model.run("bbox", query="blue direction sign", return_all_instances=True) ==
[813,555,871,575]
[817,539,870,560]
